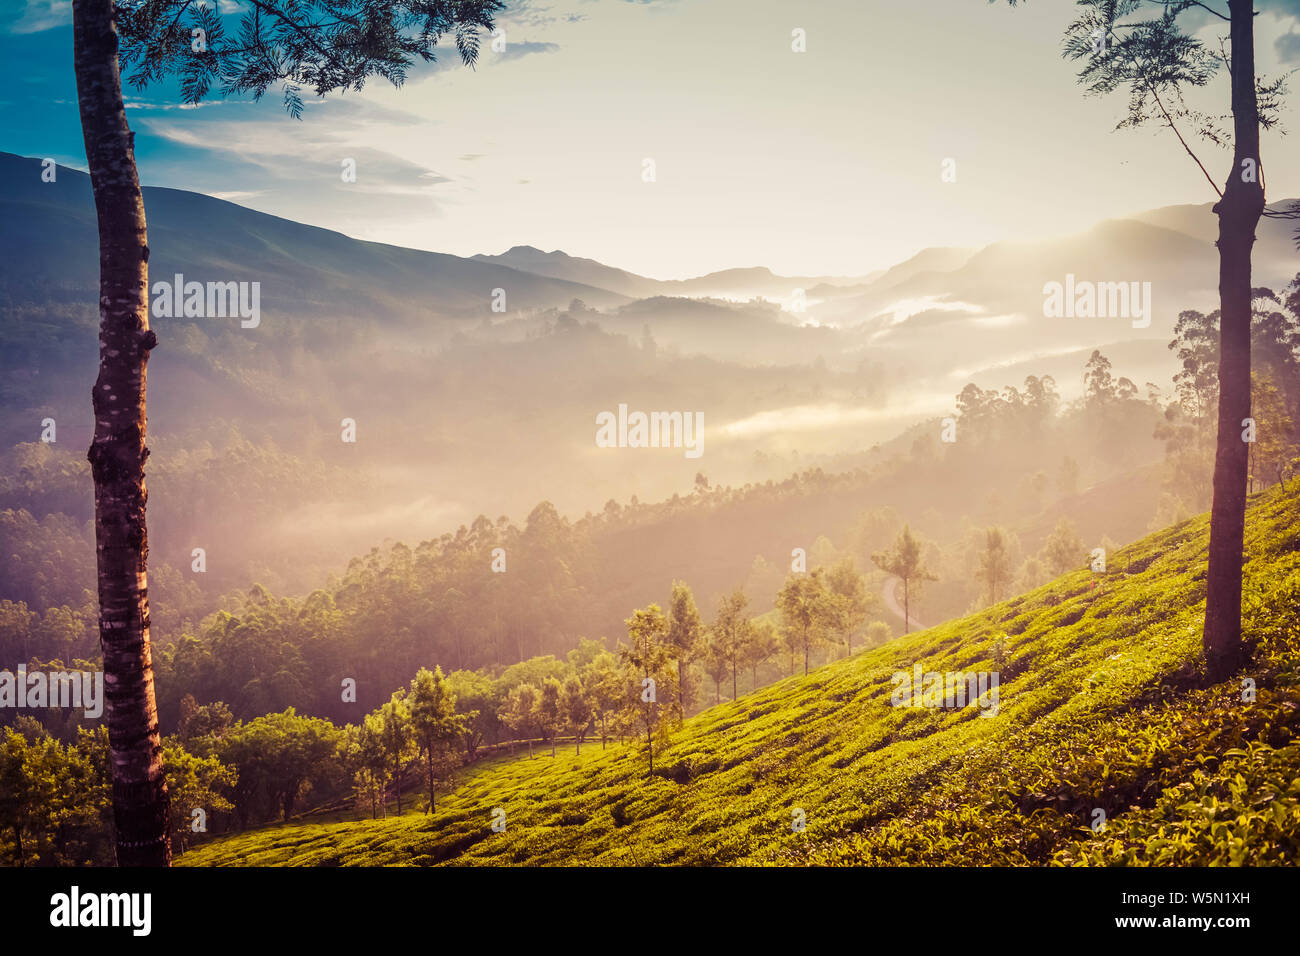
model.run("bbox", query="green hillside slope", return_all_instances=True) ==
[182,484,1300,867]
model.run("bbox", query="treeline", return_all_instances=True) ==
[1153,281,1300,519]
[0,560,904,864]
[0,428,368,625]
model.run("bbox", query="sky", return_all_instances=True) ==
[4,0,1300,279]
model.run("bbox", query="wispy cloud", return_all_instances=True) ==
[10,0,70,35]
[496,40,561,62]
[207,189,266,202]
[1278,29,1300,64]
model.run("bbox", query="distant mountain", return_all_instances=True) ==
[854,245,976,296]
[471,245,663,299]
[1129,199,1299,282]
[821,205,1298,328]
[473,244,880,301]
[808,209,1300,397]
[0,152,631,323]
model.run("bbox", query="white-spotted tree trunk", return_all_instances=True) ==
[73,0,171,867]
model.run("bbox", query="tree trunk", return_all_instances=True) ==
[677,658,686,721]
[903,578,911,635]
[73,0,170,868]
[394,759,402,815]
[731,660,737,701]
[1203,0,1265,683]
[426,747,434,813]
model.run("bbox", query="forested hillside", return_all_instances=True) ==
[5,280,1298,741]
[177,481,1300,866]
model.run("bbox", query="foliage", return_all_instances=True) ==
[179,481,1300,867]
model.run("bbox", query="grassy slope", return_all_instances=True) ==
[183,485,1300,866]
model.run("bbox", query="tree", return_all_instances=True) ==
[997,0,1296,680]
[0,728,58,866]
[72,0,171,868]
[74,0,506,866]
[378,692,415,816]
[1083,350,1117,407]
[976,527,1014,606]
[217,709,342,825]
[1157,308,1222,509]
[161,743,235,856]
[823,558,875,655]
[1041,518,1085,577]
[345,717,388,819]
[1158,290,1300,503]
[711,590,754,696]
[537,678,565,758]
[501,683,541,759]
[665,582,704,721]
[1251,373,1298,489]
[1016,556,1050,593]
[776,572,834,675]
[871,525,937,635]
[444,669,497,761]
[583,652,622,750]
[701,637,731,705]
[744,619,779,690]
[408,667,465,813]
[864,621,893,648]
[620,605,674,773]
[176,695,233,744]
[561,676,593,755]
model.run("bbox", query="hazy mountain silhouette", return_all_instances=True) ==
[0,152,631,320]
[474,244,880,300]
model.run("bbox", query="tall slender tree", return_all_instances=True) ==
[776,572,834,676]
[976,527,1014,607]
[665,581,704,721]
[378,690,414,815]
[561,675,593,755]
[71,0,505,865]
[73,0,170,868]
[537,678,565,758]
[408,666,464,813]
[501,683,541,758]
[824,559,874,656]
[871,526,936,635]
[621,605,673,773]
[711,589,753,696]
[993,0,1297,681]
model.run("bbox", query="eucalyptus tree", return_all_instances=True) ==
[71,0,504,864]
[994,0,1298,680]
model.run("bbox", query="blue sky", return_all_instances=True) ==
[4,0,1300,278]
